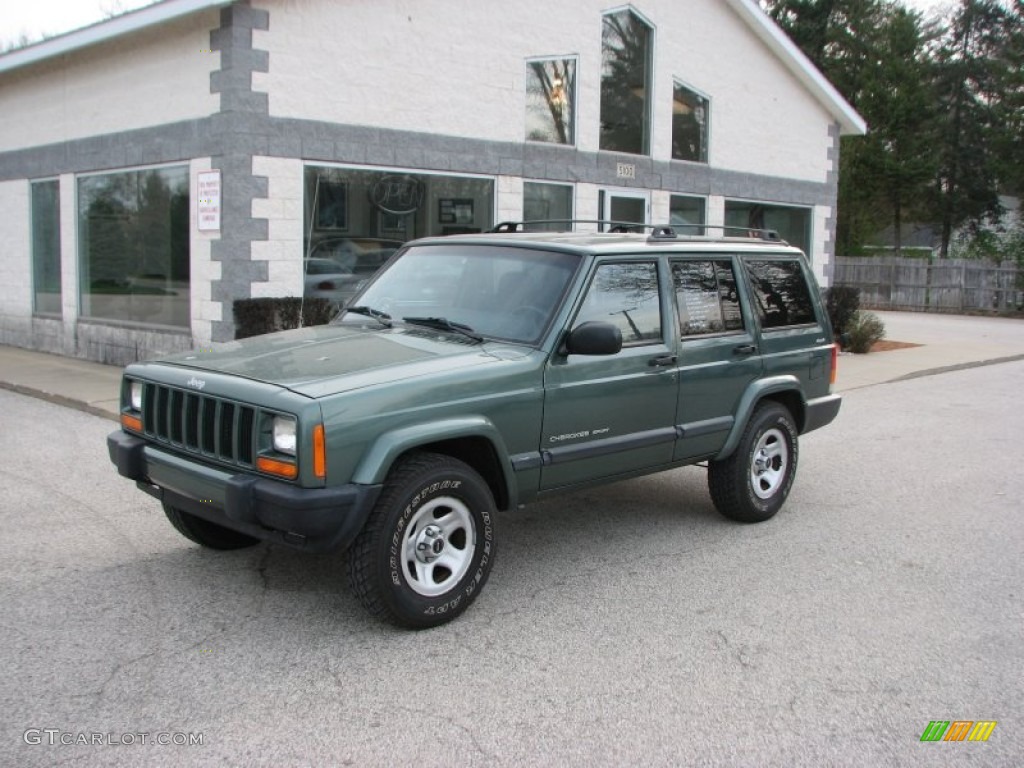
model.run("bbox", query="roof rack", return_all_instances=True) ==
[489,219,784,243]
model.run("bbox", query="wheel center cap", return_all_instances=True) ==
[414,524,445,563]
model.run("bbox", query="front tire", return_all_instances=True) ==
[346,453,496,629]
[162,504,260,550]
[708,402,798,523]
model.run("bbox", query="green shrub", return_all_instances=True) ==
[824,286,860,341]
[233,297,336,339]
[845,310,886,354]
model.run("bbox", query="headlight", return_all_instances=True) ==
[129,381,143,411]
[272,415,297,455]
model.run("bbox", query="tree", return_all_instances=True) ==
[761,1,936,255]
[858,7,939,256]
[929,0,1012,257]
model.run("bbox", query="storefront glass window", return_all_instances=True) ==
[31,180,61,315]
[525,58,576,145]
[600,9,653,155]
[725,201,811,254]
[78,166,190,328]
[303,167,494,304]
[670,195,706,235]
[523,182,573,230]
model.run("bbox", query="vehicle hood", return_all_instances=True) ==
[152,325,531,397]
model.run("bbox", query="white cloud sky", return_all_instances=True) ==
[1,1,156,47]
[0,0,963,49]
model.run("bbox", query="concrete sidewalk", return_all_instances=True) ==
[1,311,1022,421]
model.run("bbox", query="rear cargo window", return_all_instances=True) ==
[744,260,816,328]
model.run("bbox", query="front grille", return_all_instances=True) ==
[142,382,257,467]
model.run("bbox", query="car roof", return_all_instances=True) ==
[410,230,807,258]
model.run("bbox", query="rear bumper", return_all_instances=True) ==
[803,394,842,435]
[107,430,380,553]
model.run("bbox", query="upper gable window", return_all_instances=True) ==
[600,8,653,155]
[525,58,576,145]
[672,81,709,163]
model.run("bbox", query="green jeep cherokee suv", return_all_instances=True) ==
[108,224,840,628]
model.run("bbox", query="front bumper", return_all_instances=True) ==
[107,430,380,553]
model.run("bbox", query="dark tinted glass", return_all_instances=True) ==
[673,260,743,336]
[744,260,816,328]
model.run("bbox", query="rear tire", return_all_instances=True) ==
[708,402,798,523]
[347,452,496,629]
[162,504,260,550]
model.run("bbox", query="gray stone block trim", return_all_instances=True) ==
[823,122,841,282]
[207,1,271,343]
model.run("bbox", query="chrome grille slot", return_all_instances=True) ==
[141,383,257,468]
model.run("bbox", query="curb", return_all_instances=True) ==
[0,381,119,423]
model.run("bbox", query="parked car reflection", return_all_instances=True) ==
[303,258,366,308]
[309,237,404,277]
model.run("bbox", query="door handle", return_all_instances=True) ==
[733,344,757,356]
[649,354,678,367]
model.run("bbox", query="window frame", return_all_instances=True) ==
[742,257,820,330]
[599,6,655,157]
[572,258,664,348]
[524,55,579,147]
[76,162,191,330]
[671,257,747,339]
[671,79,711,164]
[30,177,62,317]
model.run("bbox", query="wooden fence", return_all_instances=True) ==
[833,256,1023,313]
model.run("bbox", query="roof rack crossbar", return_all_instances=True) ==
[490,219,784,243]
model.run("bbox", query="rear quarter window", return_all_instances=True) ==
[744,259,817,328]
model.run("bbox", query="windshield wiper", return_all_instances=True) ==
[345,305,392,327]
[403,316,483,343]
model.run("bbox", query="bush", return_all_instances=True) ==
[824,286,860,343]
[845,310,886,354]
[233,297,336,339]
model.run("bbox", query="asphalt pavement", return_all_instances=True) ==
[0,311,1022,766]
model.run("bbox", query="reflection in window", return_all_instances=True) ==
[672,82,709,163]
[670,195,706,236]
[524,182,573,231]
[78,166,189,328]
[600,9,652,155]
[725,201,810,253]
[32,180,61,315]
[575,262,661,345]
[525,58,576,145]
[744,260,816,328]
[673,260,743,336]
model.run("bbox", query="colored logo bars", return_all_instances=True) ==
[920,721,997,742]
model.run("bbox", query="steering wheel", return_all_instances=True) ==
[511,305,547,328]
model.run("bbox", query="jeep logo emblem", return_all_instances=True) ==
[185,376,206,391]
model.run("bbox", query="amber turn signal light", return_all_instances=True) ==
[257,456,298,479]
[121,413,143,432]
[830,343,838,385]
[313,424,326,479]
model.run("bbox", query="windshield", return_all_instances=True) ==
[336,244,580,344]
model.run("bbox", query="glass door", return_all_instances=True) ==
[599,188,649,231]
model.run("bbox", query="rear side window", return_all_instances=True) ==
[672,259,744,337]
[744,260,816,328]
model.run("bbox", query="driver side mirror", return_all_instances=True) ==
[562,321,622,356]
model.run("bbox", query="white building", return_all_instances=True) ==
[0,0,865,364]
